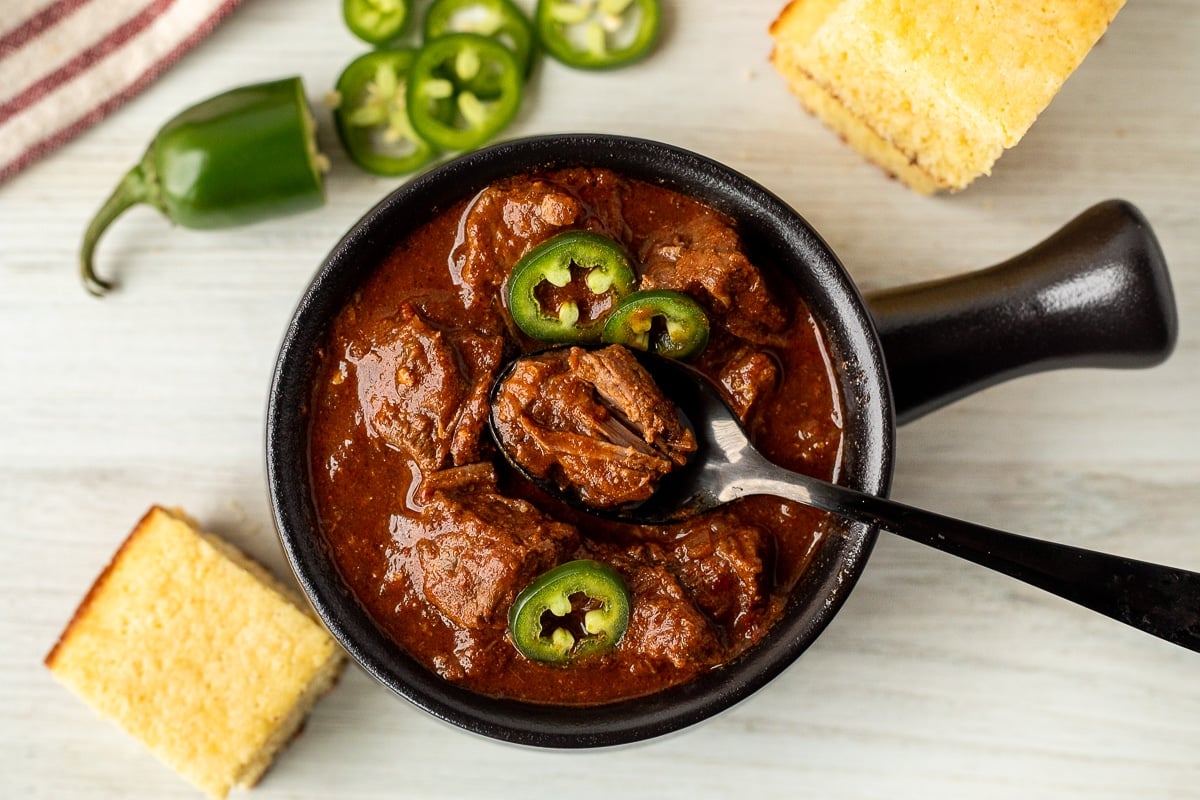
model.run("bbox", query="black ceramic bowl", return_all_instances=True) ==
[267,134,1175,748]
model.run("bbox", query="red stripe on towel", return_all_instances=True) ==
[0,0,173,126]
[0,0,244,183]
[0,0,95,58]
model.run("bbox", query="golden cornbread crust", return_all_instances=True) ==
[46,506,346,799]
[770,37,948,194]
[770,0,1125,193]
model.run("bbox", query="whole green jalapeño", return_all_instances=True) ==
[506,231,636,342]
[79,76,326,296]
[508,560,631,663]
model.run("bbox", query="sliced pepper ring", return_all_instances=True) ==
[508,560,631,663]
[601,289,710,359]
[506,230,636,343]
[343,0,410,46]
[333,50,437,176]
[535,0,661,70]
[423,0,536,78]
[406,33,523,152]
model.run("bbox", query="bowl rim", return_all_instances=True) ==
[266,133,895,747]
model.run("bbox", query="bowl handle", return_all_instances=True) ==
[865,200,1178,425]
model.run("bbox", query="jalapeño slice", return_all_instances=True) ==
[333,50,437,176]
[406,33,523,152]
[535,0,661,70]
[508,560,631,663]
[424,0,536,77]
[344,0,410,46]
[601,289,710,359]
[506,231,636,343]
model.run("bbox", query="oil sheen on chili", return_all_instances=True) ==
[307,167,845,705]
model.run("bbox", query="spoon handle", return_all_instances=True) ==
[727,470,1200,652]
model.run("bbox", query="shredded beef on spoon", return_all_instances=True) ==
[491,345,697,509]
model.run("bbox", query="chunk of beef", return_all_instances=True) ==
[393,479,579,629]
[620,566,719,671]
[446,329,506,465]
[419,461,500,497]
[457,179,584,314]
[454,170,637,323]
[639,213,787,342]
[556,167,630,239]
[670,513,772,631]
[717,348,780,419]
[350,304,503,474]
[491,345,697,509]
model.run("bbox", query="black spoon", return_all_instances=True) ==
[490,351,1200,653]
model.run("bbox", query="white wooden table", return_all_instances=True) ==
[4,1,1199,798]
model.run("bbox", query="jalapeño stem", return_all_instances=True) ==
[79,155,158,297]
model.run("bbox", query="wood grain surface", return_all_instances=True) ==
[2,1,1198,798]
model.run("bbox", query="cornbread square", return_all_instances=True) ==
[770,0,1126,192]
[45,507,346,799]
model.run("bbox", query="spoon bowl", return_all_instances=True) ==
[491,348,1200,654]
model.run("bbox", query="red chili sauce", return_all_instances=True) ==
[307,168,844,705]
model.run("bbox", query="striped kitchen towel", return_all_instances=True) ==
[0,0,244,184]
